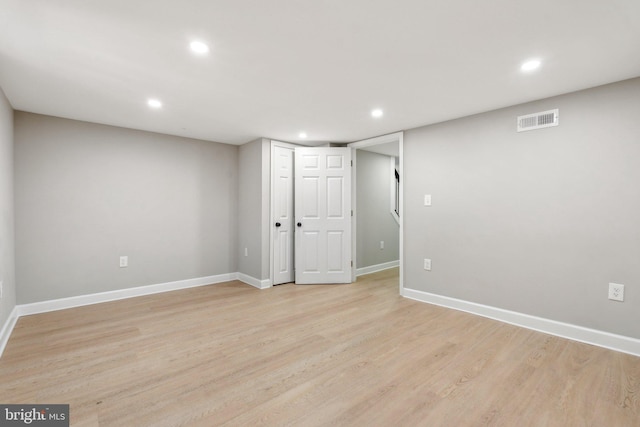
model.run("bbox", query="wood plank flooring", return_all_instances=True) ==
[1,268,638,426]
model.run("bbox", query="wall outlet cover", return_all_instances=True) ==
[608,283,624,302]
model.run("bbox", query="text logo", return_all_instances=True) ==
[0,405,69,426]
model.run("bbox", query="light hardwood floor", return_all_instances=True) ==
[1,268,638,426]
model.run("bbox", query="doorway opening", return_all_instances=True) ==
[348,132,404,294]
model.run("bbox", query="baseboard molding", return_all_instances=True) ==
[0,271,275,359]
[1,272,275,358]
[403,287,640,357]
[17,272,238,317]
[356,260,399,277]
[0,306,19,358]
[237,273,272,289]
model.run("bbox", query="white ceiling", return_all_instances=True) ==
[1,0,639,146]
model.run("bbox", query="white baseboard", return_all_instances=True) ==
[356,260,399,277]
[0,306,19,358]
[403,287,640,357]
[237,273,272,289]
[17,272,238,317]
[0,271,274,358]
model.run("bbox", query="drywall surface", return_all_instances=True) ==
[0,87,15,324]
[404,78,640,338]
[238,138,270,280]
[15,113,238,303]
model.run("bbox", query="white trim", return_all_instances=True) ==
[350,147,357,283]
[17,273,238,317]
[238,273,272,289]
[390,211,400,226]
[398,133,404,296]
[0,306,19,358]
[356,260,399,277]
[403,287,640,357]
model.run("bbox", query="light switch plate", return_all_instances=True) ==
[424,195,432,206]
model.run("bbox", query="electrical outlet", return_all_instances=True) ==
[119,256,128,268]
[424,195,432,206]
[608,283,624,302]
[380,241,384,250]
[424,258,431,271]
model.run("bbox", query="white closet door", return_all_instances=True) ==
[295,147,352,284]
[272,145,294,285]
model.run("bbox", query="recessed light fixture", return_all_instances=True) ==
[298,132,307,139]
[147,98,162,109]
[521,59,541,72]
[371,109,383,118]
[190,40,210,55]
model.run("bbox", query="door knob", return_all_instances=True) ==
[297,222,302,227]
[275,222,281,227]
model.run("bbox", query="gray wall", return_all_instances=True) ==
[0,87,15,325]
[404,77,640,338]
[15,113,238,304]
[237,138,270,280]
[357,150,400,269]
[260,141,270,280]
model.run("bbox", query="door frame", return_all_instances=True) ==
[269,140,301,286]
[347,132,404,295]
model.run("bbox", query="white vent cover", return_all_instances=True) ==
[517,109,559,132]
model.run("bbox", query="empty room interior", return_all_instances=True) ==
[0,1,639,426]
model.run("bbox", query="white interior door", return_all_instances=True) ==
[295,147,352,284]
[272,145,295,285]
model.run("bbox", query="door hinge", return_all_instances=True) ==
[351,210,353,217]
[351,260,353,267]
[350,160,353,167]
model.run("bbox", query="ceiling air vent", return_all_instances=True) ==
[517,109,559,132]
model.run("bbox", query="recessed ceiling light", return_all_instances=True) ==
[299,132,307,139]
[371,109,383,118]
[521,59,541,72]
[147,98,162,109]
[190,40,209,55]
